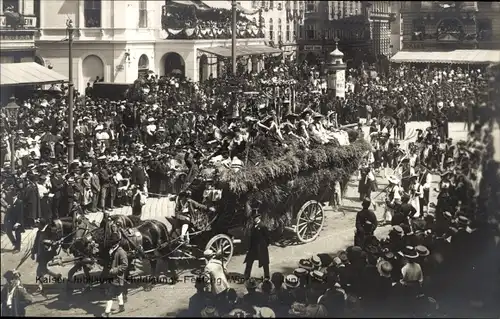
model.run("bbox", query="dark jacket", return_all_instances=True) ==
[131,165,146,187]
[1,284,33,317]
[22,182,41,221]
[99,169,111,187]
[108,246,128,286]
[32,227,57,263]
[244,223,270,267]
[355,208,377,233]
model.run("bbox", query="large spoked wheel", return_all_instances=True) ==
[205,234,234,264]
[295,200,324,243]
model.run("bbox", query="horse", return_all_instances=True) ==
[82,218,178,294]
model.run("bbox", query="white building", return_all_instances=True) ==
[241,1,303,57]
[30,0,293,94]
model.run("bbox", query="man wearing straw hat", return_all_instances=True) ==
[1,270,33,316]
[203,249,230,299]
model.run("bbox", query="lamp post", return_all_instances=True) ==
[4,96,20,173]
[66,18,75,164]
[231,0,237,75]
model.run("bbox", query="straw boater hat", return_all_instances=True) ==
[311,255,322,268]
[284,274,299,289]
[257,307,276,318]
[376,260,393,278]
[401,246,419,259]
[298,259,314,271]
[388,175,400,185]
[415,245,430,257]
[457,215,470,227]
[203,249,215,259]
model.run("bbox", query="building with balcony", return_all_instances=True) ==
[0,0,39,63]
[401,1,500,51]
[33,0,284,93]
[297,1,372,66]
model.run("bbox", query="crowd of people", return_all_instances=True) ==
[178,110,494,318]
[0,54,497,317]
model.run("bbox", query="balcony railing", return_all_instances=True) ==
[0,15,37,29]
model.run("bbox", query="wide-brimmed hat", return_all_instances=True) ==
[388,175,400,184]
[443,211,453,220]
[416,245,430,257]
[284,274,299,289]
[300,108,313,117]
[257,307,276,318]
[294,267,309,278]
[376,260,393,278]
[228,309,247,318]
[298,259,313,271]
[311,270,326,282]
[457,215,470,226]
[402,246,419,259]
[311,255,322,268]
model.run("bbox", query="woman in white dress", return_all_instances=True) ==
[408,174,423,218]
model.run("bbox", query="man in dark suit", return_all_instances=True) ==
[50,167,64,219]
[102,233,128,317]
[23,172,41,228]
[131,159,146,192]
[5,180,25,253]
[243,203,271,280]
[1,270,33,317]
[99,160,111,212]
[31,218,61,294]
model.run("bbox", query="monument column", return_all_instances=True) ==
[325,39,346,98]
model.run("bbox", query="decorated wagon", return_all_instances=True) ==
[166,133,370,265]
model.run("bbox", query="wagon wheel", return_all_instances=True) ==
[205,234,234,264]
[295,200,324,243]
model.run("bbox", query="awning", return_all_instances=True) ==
[169,0,211,10]
[1,62,68,86]
[201,0,232,10]
[391,50,500,64]
[198,45,282,58]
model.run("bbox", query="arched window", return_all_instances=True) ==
[138,54,149,78]
[269,18,274,41]
[139,0,148,28]
[278,18,282,42]
[286,21,291,42]
[84,0,101,28]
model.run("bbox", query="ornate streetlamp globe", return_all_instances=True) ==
[4,96,20,121]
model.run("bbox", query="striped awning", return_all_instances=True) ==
[198,45,282,58]
[390,50,500,64]
[1,62,68,86]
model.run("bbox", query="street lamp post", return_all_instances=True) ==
[4,96,20,173]
[231,0,237,75]
[66,19,75,164]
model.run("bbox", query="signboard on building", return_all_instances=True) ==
[0,16,37,28]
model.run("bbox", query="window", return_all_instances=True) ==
[278,18,282,42]
[139,0,148,28]
[84,0,101,28]
[306,1,315,12]
[269,0,274,9]
[261,1,266,8]
[278,2,283,10]
[306,23,315,40]
[286,22,291,42]
[269,18,274,41]
[293,0,297,10]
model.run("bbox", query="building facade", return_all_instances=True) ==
[390,1,403,56]
[0,0,38,64]
[297,1,372,66]
[401,1,500,51]
[31,0,295,93]
[366,1,394,57]
[243,0,304,57]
